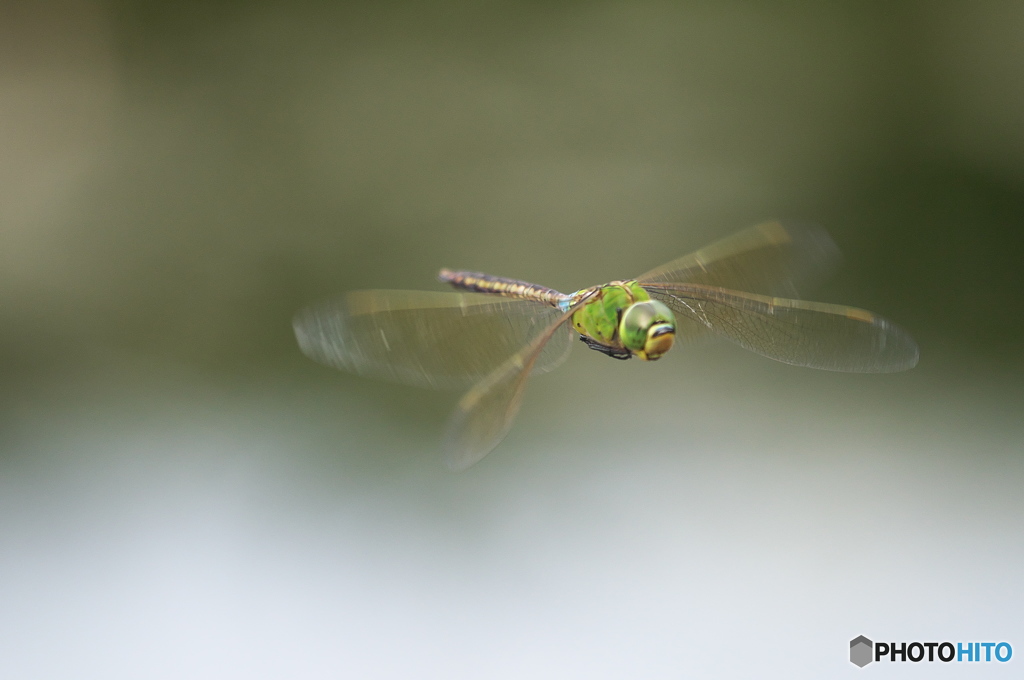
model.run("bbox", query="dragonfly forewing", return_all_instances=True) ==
[644,283,919,373]
[294,290,573,390]
[637,221,840,298]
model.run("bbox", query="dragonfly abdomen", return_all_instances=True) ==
[438,269,567,307]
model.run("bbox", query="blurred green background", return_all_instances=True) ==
[1,1,1021,678]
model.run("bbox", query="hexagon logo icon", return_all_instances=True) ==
[850,636,873,667]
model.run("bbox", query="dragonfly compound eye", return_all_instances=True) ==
[619,300,676,360]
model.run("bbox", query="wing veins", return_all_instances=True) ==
[443,291,596,470]
[643,282,919,373]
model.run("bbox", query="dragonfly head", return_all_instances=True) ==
[620,300,676,361]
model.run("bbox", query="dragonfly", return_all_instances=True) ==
[294,221,919,470]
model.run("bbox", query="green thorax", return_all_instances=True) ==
[570,280,650,348]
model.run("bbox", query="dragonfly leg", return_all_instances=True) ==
[579,335,632,360]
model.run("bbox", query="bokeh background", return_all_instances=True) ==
[2,1,1022,677]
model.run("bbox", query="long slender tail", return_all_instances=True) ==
[438,269,567,307]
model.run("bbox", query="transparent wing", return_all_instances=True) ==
[644,283,919,373]
[636,221,841,297]
[294,290,573,390]
[442,297,588,471]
